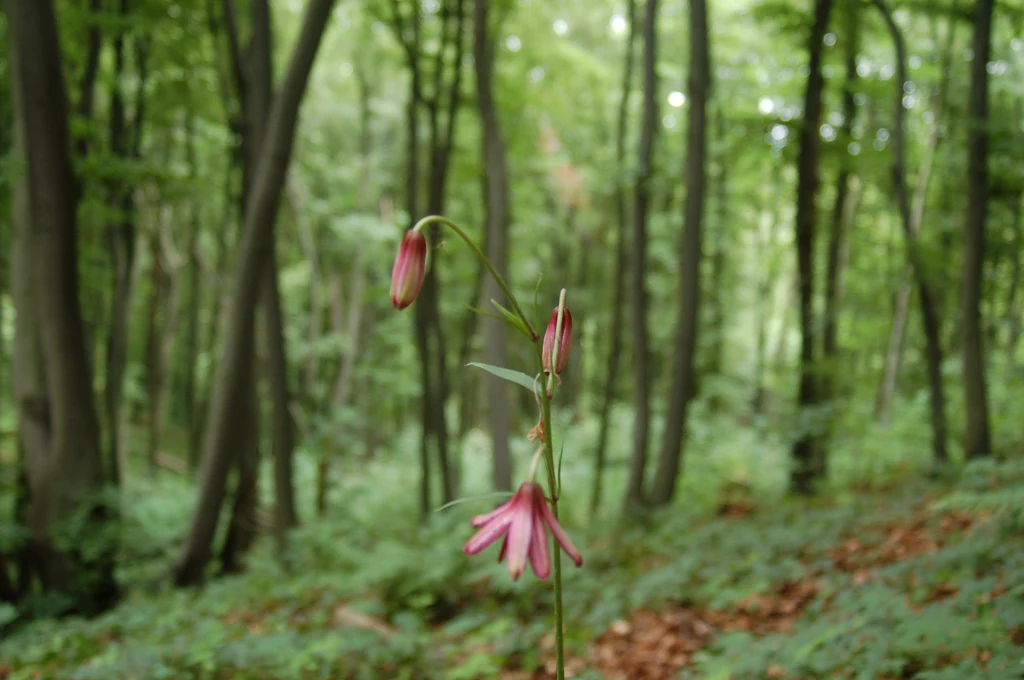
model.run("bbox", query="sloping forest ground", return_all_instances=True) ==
[3,404,1024,680]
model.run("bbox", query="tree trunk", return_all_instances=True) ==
[819,0,859,471]
[6,0,117,613]
[623,0,658,512]
[789,0,832,496]
[875,0,949,467]
[1006,194,1023,362]
[181,119,202,457]
[172,0,336,586]
[218,0,272,572]
[875,8,958,423]
[650,0,709,507]
[474,0,513,492]
[145,233,168,476]
[264,244,298,545]
[962,0,994,459]
[104,0,147,485]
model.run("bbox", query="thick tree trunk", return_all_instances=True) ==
[789,0,832,495]
[172,0,335,586]
[962,0,994,459]
[218,0,272,571]
[6,0,117,613]
[474,0,513,492]
[650,0,709,507]
[623,0,658,512]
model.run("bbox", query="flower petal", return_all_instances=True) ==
[528,504,551,579]
[464,512,513,555]
[497,535,508,564]
[470,501,514,529]
[537,498,583,567]
[504,494,534,581]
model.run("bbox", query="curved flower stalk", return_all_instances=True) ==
[389,215,578,679]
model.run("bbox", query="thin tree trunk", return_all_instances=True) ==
[148,220,186,473]
[752,198,782,413]
[173,0,336,586]
[623,0,658,512]
[874,0,949,467]
[291,182,323,404]
[650,0,709,507]
[145,233,167,476]
[104,0,147,485]
[703,115,727,396]
[181,118,202,454]
[875,8,958,423]
[265,244,298,544]
[962,0,994,459]
[7,0,117,613]
[474,0,513,492]
[1006,193,1024,362]
[790,0,832,495]
[819,0,859,471]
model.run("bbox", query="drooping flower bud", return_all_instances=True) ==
[390,230,427,310]
[542,306,572,375]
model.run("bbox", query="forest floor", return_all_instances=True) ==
[3,457,1024,679]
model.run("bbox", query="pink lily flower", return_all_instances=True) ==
[390,230,427,310]
[464,482,583,580]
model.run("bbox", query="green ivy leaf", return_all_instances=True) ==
[467,362,538,392]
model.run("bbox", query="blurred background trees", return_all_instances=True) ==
[1,0,1023,674]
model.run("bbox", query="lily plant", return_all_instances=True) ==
[390,215,581,679]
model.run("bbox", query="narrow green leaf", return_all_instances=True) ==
[434,491,514,512]
[468,304,532,339]
[490,299,531,336]
[467,362,538,392]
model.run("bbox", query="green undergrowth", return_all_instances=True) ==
[3,406,1024,679]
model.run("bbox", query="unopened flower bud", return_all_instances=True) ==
[390,230,427,310]
[542,306,572,375]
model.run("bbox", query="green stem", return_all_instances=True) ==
[535,341,566,679]
[413,214,565,679]
[412,215,539,340]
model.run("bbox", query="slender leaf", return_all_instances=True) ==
[434,491,514,513]
[490,299,531,336]
[467,362,538,392]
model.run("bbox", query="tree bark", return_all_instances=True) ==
[6,0,117,613]
[172,0,336,586]
[962,0,994,459]
[789,0,832,495]
[650,0,710,507]
[474,0,513,492]
[623,0,658,512]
